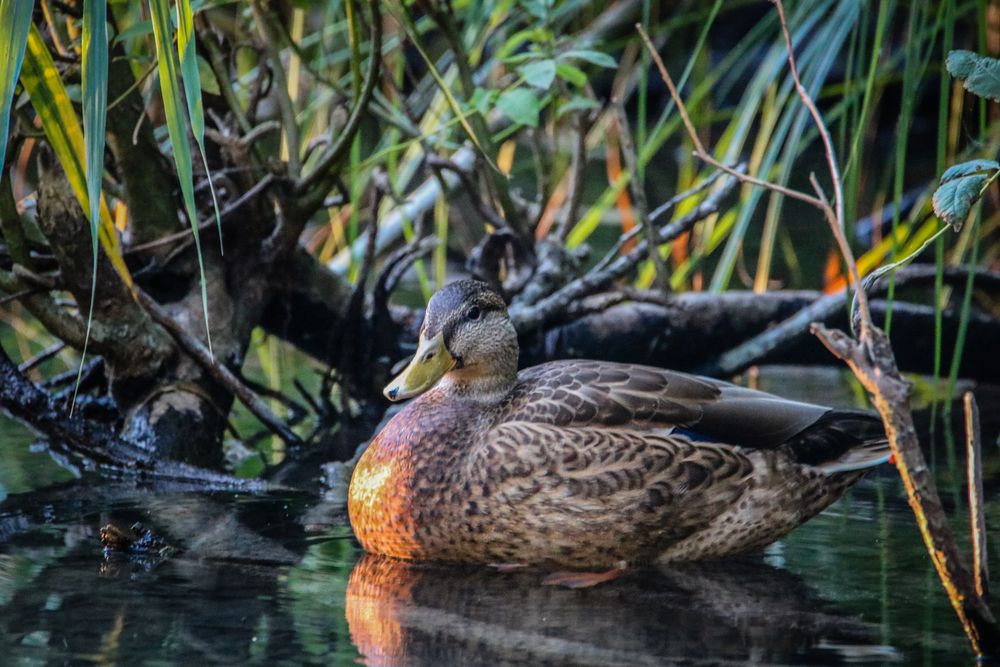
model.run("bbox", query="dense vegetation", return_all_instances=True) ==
[0,0,999,655]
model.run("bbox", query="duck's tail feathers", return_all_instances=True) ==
[816,437,891,475]
[789,410,891,475]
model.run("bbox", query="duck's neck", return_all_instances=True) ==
[435,371,515,405]
[436,350,518,406]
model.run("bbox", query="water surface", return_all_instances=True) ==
[1,367,996,665]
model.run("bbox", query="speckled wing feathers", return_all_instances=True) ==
[498,360,719,429]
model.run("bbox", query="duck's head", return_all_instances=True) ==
[384,280,518,402]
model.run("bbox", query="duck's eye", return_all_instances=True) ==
[465,306,482,321]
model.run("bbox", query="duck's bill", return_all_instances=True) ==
[383,332,456,401]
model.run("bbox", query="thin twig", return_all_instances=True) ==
[0,286,43,307]
[635,24,826,211]
[127,174,275,255]
[136,290,303,447]
[965,391,989,599]
[18,342,66,374]
[511,170,740,331]
[555,111,591,242]
[426,155,508,231]
[614,102,670,292]
[593,170,724,274]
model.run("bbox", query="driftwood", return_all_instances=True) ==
[0,342,265,491]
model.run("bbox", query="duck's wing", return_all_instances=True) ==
[495,360,886,469]
[497,360,827,445]
[471,419,756,557]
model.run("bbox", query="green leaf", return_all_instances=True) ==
[946,50,1000,102]
[561,49,618,69]
[112,18,152,44]
[518,59,556,89]
[555,62,587,87]
[177,0,221,248]
[932,170,994,231]
[497,88,540,127]
[0,0,33,166]
[497,27,549,61]
[148,0,213,350]
[83,0,108,263]
[940,159,1000,183]
[198,55,220,96]
[557,95,600,118]
[469,87,495,116]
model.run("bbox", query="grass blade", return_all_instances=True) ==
[0,0,33,167]
[20,25,131,288]
[75,0,110,412]
[176,0,222,250]
[148,0,212,352]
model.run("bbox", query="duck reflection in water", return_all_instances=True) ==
[346,553,897,666]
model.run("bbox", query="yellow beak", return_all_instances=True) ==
[383,331,455,401]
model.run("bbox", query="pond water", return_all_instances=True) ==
[0,366,997,665]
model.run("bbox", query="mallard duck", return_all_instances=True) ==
[348,280,888,576]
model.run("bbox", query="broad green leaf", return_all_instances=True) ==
[946,50,1000,102]
[497,88,540,127]
[0,0,33,167]
[555,62,587,87]
[521,0,549,20]
[940,159,1000,183]
[112,19,153,44]
[556,95,600,118]
[176,0,221,247]
[469,87,495,116]
[148,0,212,350]
[20,26,131,289]
[561,49,618,69]
[198,55,220,96]
[497,27,549,61]
[518,58,556,89]
[932,171,993,231]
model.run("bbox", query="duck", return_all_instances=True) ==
[348,279,888,582]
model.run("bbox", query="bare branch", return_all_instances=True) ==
[511,169,741,331]
[635,24,826,210]
[613,102,670,292]
[136,290,303,447]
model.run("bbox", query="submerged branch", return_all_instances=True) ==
[0,342,264,489]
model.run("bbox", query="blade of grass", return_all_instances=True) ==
[20,26,130,288]
[75,0,109,412]
[177,0,222,251]
[932,0,956,429]
[389,3,498,173]
[148,0,212,352]
[0,0,33,167]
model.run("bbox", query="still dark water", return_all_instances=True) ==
[0,367,996,665]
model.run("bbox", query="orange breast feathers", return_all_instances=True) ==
[348,434,425,560]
